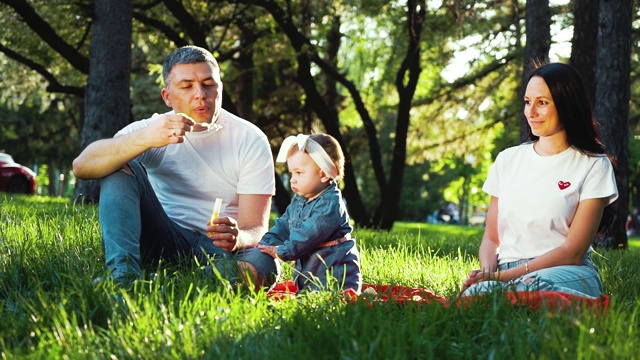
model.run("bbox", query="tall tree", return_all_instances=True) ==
[593,0,633,249]
[378,0,425,229]
[520,0,550,142]
[569,0,599,104]
[232,11,257,121]
[75,0,132,202]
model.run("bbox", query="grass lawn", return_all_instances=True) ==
[1,195,639,359]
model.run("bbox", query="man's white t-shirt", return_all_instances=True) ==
[115,109,275,234]
[482,143,618,264]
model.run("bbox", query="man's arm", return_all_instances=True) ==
[73,135,148,179]
[72,113,194,179]
[236,193,272,247]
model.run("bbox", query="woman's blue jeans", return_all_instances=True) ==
[98,161,277,285]
[462,252,603,299]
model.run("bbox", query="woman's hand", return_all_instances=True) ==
[461,269,498,293]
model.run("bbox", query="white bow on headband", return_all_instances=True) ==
[276,134,339,180]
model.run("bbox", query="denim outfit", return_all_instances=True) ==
[462,250,603,298]
[257,182,362,293]
[99,161,277,283]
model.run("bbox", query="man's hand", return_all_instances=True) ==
[144,113,196,147]
[207,216,240,252]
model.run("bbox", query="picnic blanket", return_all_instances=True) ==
[267,281,610,313]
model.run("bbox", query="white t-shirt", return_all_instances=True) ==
[115,109,275,234]
[482,143,618,264]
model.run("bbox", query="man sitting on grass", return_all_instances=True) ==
[73,45,277,287]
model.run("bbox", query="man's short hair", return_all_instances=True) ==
[162,45,219,85]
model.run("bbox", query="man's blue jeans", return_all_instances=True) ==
[98,160,277,285]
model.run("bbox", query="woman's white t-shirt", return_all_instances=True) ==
[482,143,618,264]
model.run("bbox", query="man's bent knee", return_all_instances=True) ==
[238,261,262,289]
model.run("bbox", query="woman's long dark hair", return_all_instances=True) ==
[524,62,617,235]
[524,63,607,154]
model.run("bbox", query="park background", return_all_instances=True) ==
[1,1,640,358]
[1,0,638,247]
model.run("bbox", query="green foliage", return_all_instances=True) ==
[398,161,434,221]
[1,0,639,227]
[130,46,170,120]
[0,95,80,168]
[1,196,639,358]
[0,0,91,85]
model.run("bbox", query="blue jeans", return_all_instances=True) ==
[98,161,278,286]
[463,252,603,298]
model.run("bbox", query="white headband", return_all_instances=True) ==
[276,134,339,180]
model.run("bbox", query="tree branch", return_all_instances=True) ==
[0,0,89,73]
[161,0,207,48]
[0,43,84,97]
[412,51,519,107]
[133,10,189,47]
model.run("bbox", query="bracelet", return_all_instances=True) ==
[525,260,529,274]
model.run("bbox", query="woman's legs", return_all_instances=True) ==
[463,255,603,298]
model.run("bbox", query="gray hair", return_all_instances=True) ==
[162,45,219,84]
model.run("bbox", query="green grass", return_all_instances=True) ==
[1,195,639,359]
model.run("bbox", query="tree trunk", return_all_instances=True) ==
[234,13,256,121]
[520,0,550,142]
[73,0,132,203]
[324,14,340,115]
[47,157,57,196]
[593,0,633,249]
[569,0,599,104]
[377,0,425,230]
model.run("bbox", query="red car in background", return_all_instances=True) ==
[0,153,36,194]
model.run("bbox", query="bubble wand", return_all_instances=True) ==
[210,198,222,225]
[177,112,223,132]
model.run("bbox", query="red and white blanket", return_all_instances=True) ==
[267,281,610,313]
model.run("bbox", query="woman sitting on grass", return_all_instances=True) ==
[257,133,362,294]
[461,62,618,298]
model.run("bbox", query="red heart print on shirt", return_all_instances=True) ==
[558,181,571,190]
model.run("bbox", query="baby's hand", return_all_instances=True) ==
[257,245,278,259]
